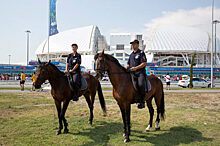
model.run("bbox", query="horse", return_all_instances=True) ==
[94,50,165,143]
[35,59,107,135]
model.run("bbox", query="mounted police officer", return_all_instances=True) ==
[125,40,147,109]
[64,44,81,101]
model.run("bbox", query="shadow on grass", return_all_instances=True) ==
[132,126,213,145]
[69,121,122,145]
[69,122,212,145]
[68,120,212,145]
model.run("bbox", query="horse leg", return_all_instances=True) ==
[61,100,70,134]
[146,97,154,132]
[84,92,93,125]
[90,91,96,124]
[119,105,126,137]
[154,94,161,130]
[119,104,131,143]
[124,104,131,142]
[54,100,63,135]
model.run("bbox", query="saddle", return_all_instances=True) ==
[130,73,151,104]
[65,72,88,91]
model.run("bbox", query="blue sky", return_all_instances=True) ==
[0,0,220,64]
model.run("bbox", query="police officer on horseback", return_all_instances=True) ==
[125,40,147,109]
[64,44,81,101]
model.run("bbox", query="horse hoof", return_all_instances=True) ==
[56,131,61,135]
[155,127,160,131]
[63,129,69,134]
[88,121,92,126]
[123,133,126,137]
[124,138,130,143]
[145,125,151,132]
[103,112,107,117]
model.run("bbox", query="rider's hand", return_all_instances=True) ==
[125,65,129,70]
[69,69,74,73]
[64,70,68,73]
[130,67,137,71]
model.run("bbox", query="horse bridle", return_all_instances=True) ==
[95,57,130,75]
[36,64,50,85]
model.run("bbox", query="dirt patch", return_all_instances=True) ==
[13,104,53,109]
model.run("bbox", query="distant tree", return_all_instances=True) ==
[189,53,196,88]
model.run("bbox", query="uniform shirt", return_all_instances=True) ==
[128,49,147,74]
[21,73,25,81]
[32,74,36,83]
[67,52,81,73]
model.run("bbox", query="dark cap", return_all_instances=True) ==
[130,39,139,44]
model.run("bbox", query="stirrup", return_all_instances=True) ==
[72,95,79,101]
[137,102,145,109]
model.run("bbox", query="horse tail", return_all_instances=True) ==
[160,88,165,120]
[97,81,107,115]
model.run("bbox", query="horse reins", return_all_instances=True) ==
[95,58,132,75]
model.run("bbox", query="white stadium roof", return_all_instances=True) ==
[35,25,101,55]
[145,24,220,53]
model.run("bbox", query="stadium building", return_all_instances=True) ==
[35,25,108,70]
[145,24,220,67]
[106,33,146,66]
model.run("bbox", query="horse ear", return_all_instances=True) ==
[38,58,42,64]
[45,60,51,66]
[99,49,104,57]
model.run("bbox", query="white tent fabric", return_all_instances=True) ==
[35,25,101,55]
[145,24,215,53]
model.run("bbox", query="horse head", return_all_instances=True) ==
[35,59,51,89]
[94,50,108,80]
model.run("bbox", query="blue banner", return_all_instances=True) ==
[49,0,58,36]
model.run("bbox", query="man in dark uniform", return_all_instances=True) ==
[125,40,147,109]
[64,44,81,101]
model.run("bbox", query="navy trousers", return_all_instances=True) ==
[72,72,81,89]
[136,72,146,98]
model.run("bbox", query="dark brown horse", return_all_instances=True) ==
[94,50,165,142]
[35,60,106,135]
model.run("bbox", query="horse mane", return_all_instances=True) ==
[94,53,128,73]
[47,62,65,76]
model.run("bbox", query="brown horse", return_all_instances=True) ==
[94,50,165,142]
[35,60,107,135]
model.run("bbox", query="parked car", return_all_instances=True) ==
[102,76,109,81]
[178,77,214,88]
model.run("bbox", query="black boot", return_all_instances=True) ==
[137,97,145,109]
[72,87,79,101]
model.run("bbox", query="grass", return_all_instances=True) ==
[0,91,220,145]
[0,87,32,90]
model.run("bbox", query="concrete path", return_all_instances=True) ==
[1,89,219,93]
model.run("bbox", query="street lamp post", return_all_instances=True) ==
[25,30,31,66]
[213,20,220,65]
[8,54,11,65]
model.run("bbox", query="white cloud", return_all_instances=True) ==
[144,7,220,38]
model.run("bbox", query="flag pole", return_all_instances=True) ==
[211,0,214,88]
[48,0,50,61]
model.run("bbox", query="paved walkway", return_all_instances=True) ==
[1,89,219,93]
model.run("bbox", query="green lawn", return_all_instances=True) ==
[0,87,32,90]
[0,91,219,145]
